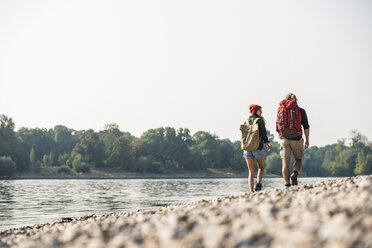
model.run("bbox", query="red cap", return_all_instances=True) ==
[249,104,262,115]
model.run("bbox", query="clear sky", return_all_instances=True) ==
[1,0,371,146]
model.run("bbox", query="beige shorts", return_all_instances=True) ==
[280,138,304,160]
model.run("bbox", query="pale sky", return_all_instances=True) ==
[1,0,371,146]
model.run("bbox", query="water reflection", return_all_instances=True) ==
[0,177,330,230]
[0,182,14,201]
[0,181,15,225]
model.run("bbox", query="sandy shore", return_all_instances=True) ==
[1,176,371,248]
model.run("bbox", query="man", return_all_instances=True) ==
[276,93,310,187]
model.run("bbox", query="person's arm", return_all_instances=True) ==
[300,108,310,149]
[304,128,310,149]
[266,141,271,152]
[258,118,271,151]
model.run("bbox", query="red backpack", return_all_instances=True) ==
[276,99,302,139]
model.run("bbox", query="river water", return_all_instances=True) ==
[0,177,331,230]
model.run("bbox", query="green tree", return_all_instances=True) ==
[107,135,134,169]
[1,113,372,177]
[17,127,54,165]
[349,130,367,150]
[191,131,222,169]
[58,153,70,166]
[168,128,193,169]
[30,147,36,167]
[0,115,29,171]
[137,155,164,174]
[52,125,78,164]
[49,151,54,166]
[302,146,328,176]
[42,154,52,167]
[215,139,234,168]
[140,127,169,167]
[74,162,91,173]
[71,153,83,168]
[140,127,193,171]
[72,129,105,167]
[229,141,246,171]
[354,149,372,175]
[265,153,282,175]
[99,123,125,159]
[0,156,16,176]
[322,140,357,176]
[33,161,42,173]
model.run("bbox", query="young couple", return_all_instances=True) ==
[242,93,310,193]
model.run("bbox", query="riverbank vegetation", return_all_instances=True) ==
[0,114,371,177]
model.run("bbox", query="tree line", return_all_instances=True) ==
[0,114,371,176]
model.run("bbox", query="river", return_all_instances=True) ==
[0,177,331,230]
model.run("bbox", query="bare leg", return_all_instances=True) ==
[256,157,264,184]
[282,157,290,183]
[245,158,255,193]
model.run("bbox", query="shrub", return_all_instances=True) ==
[33,161,42,173]
[149,161,165,174]
[138,156,164,174]
[57,166,72,174]
[71,154,83,168]
[58,153,70,166]
[74,162,91,173]
[0,156,16,176]
[42,154,52,167]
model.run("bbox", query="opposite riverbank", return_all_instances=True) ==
[0,168,280,180]
[1,176,371,248]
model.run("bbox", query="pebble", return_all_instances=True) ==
[0,175,372,247]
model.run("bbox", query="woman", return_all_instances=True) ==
[244,104,271,193]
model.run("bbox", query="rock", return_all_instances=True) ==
[59,217,74,223]
[1,176,372,247]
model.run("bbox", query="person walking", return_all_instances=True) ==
[276,93,310,187]
[241,104,271,193]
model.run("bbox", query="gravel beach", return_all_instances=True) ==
[1,176,371,248]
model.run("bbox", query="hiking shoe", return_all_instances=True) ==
[285,182,291,187]
[255,183,262,191]
[291,171,298,186]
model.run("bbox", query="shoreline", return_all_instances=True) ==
[0,172,282,180]
[1,175,371,247]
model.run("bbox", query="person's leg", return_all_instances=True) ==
[280,139,291,186]
[254,156,264,191]
[290,160,300,186]
[293,159,302,173]
[290,139,304,185]
[245,158,255,193]
[282,157,291,184]
[292,139,304,172]
[256,157,264,184]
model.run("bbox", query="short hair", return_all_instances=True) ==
[286,93,297,101]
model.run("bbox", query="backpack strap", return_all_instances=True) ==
[247,116,261,125]
[250,117,260,126]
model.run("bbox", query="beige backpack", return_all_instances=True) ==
[240,118,260,151]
